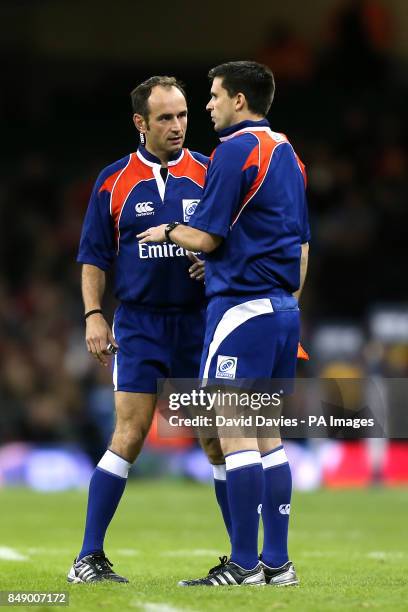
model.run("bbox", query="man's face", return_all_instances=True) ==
[206,77,236,131]
[139,85,188,158]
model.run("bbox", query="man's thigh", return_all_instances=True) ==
[170,309,206,379]
[200,295,300,382]
[113,304,171,393]
[113,306,206,391]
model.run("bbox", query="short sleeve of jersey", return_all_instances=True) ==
[301,197,311,244]
[77,171,116,271]
[189,136,258,238]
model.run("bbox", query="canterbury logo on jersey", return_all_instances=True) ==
[138,243,188,259]
[279,504,291,515]
[135,201,155,216]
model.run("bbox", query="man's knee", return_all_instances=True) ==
[219,437,259,457]
[110,393,156,462]
[257,437,282,455]
[112,417,149,451]
[200,437,225,465]
[114,392,155,432]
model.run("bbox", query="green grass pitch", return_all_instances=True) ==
[0,482,407,611]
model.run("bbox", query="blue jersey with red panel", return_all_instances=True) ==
[78,146,208,309]
[189,119,310,298]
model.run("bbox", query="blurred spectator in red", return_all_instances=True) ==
[255,21,315,84]
[320,0,394,84]
[327,0,393,53]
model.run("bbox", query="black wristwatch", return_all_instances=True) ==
[165,221,182,243]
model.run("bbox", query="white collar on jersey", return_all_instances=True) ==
[219,126,276,142]
[136,147,186,202]
[136,146,185,168]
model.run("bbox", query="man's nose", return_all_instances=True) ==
[206,101,213,111]
[172,117,182,132]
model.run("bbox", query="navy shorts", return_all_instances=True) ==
[200,293,300,385]
[112,303,206,393]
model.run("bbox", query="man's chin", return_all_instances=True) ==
[168,141,184,152]
[214,120,227,132]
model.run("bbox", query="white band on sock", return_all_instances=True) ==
[97,450,132,478]
[225,450,261,471]
[262,448,288,470]
[213,464,226,481]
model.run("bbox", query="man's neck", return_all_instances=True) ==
[217,115,268,137]
[233,111,264,124]
[145,144,169,167]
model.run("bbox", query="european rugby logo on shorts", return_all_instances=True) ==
[182,199,200,222]
[216,355,238,379]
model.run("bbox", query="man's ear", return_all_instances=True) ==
[133,113,147,134]
[235,92,246,112]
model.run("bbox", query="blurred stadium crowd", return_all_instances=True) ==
[0,0,407,487]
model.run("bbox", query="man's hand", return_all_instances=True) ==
[137,225,167,244]
[187,251,205,282]
[86,313,119,367]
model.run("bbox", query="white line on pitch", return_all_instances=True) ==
[26,548,70,555]
[0,547,29,561]
[116,549,141,556]
[132,603,191,612]
[367,551,406,560]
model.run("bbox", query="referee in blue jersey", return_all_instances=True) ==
[139,61,310,587]
[68,77,209,584]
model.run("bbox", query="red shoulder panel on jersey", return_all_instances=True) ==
[98,168,123,195]
[294,153,307,187]
[110,153,154,248]
[241,143,260,171]
[231,131,284,226]
[169,149,207,187]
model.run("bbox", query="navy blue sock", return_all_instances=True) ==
[213,464,232,545]
[261,445,292,568]
[225,450,263,570]
[78,450,131,560]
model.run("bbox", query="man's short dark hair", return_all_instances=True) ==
[130,76,186,118]
[208,61,275,116]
